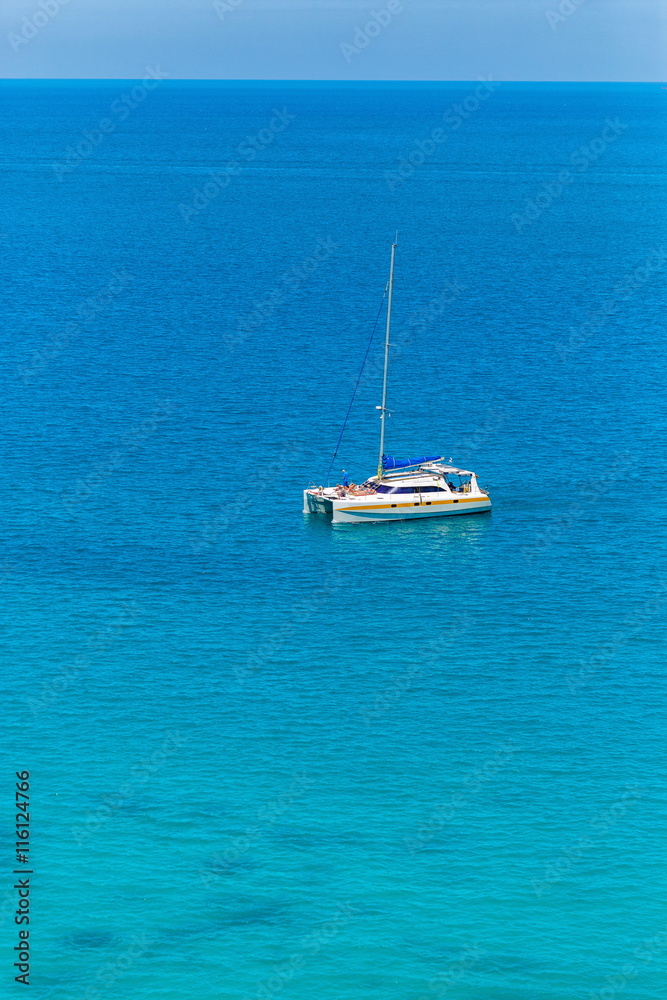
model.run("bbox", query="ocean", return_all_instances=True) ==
[1,80,666,999]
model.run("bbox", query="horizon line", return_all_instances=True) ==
[0,78,663,84]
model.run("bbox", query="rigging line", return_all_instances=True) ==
[325,288,388,486]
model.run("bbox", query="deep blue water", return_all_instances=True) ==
[1,80,666,999]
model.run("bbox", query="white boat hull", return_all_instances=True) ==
[303,490,491,523]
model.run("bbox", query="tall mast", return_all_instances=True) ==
[377,238,397,478]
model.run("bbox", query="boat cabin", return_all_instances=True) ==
[333,462,479,499]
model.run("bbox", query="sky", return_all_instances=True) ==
[0,0,665,81]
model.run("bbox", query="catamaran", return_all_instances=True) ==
[303,241,492,524]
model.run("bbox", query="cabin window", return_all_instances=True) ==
[375,484,447,495]
[445,474,472,493]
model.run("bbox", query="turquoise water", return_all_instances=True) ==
[1,81,667,998]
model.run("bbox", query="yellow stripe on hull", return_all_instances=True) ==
[338,497,489,513]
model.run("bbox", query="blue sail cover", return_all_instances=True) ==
[382,454,442,470]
